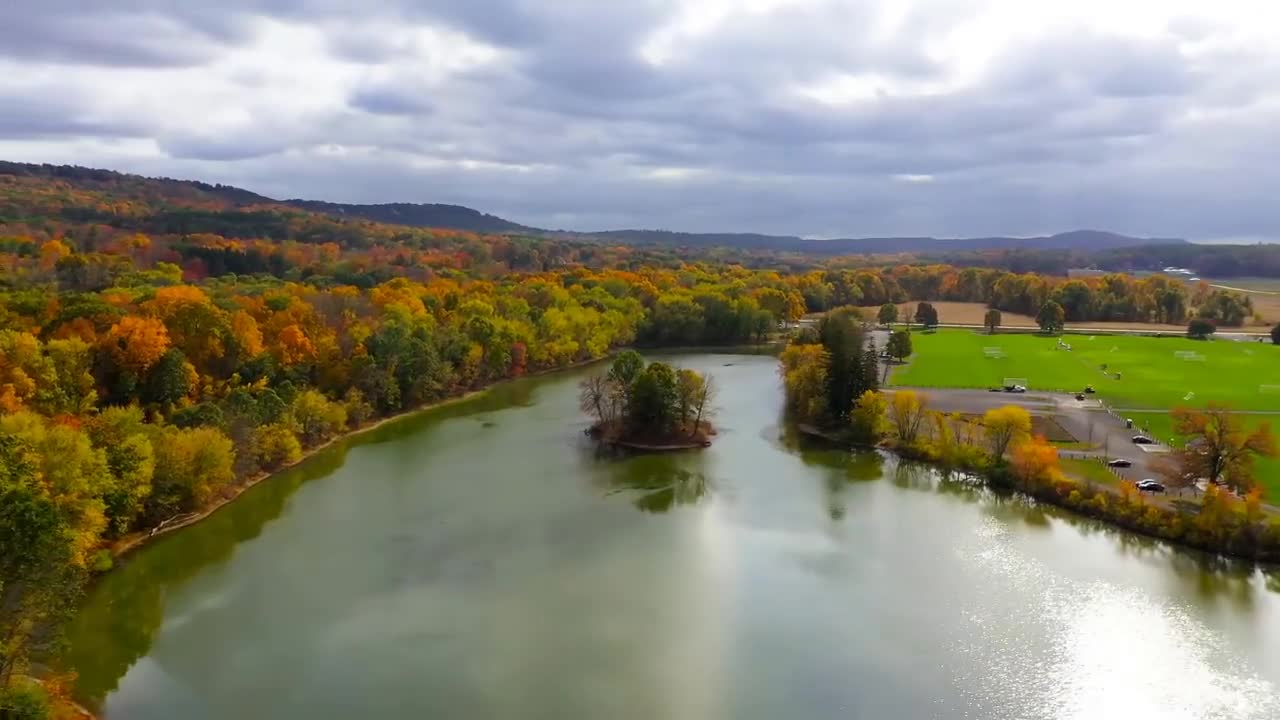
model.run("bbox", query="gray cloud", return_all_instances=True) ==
[0,0,1277,241]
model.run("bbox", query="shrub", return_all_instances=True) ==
[0,684,51,720]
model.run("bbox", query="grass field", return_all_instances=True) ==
[890,329,1280,411]
[1126,411,1280,503]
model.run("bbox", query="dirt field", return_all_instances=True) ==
[862,302,1191,332]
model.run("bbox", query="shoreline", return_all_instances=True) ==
[107,355,609,561]
[795,426,1279,564]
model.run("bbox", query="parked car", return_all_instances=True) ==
[1075,393,1086,401]
[1131,435,1154,445]
[1083,386,1096,394]
[1107,459,1132,468]
[1003,385,1027,393]
[1136,479,1166,493]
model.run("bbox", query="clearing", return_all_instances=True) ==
[890,329,1280,412]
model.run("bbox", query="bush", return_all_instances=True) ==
[253,423,303,470]
[0,684,52,720]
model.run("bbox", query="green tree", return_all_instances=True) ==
[1272,324,1280,345]
[914,302,938,328]
[0,426,101,692]
[628,362,679,433]
[85,406,155,537]
[877,303,898,327]
[1036,301,1066,334]
[608,350,645,388]
[887,329,912,362]
[818,307,869,421]
[1187,317,1216,340]
[983,308,1001,334]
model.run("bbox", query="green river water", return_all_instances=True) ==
[63,354,1280,719]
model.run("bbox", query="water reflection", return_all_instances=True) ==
[592,450,712,514]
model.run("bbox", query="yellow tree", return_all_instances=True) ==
[889,389,929,445]
[779,343,829,423]
[984,405,1031,460]
[850,390,889,443]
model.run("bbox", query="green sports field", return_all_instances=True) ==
[890,330,1280,411]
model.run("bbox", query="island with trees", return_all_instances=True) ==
[580,351,717,450]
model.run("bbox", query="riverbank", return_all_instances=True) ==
[796,425,1280,563]
[108,355,610,561]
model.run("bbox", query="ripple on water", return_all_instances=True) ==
[952,516,1280,720]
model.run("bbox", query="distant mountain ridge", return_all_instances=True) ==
[0,160,1182,253]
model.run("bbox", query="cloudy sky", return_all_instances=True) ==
[2,0,1278,240]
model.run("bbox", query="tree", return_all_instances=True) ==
[984,309,1001,334]
[889,389,929,445]
[877,303,898,327]
[1187,317,1216,340]
[287,389,348,447]
[984,405,1031,461]
[818,307,869,421]
[1036,301,1065,334]
[578,373,619,428]
[627,361,679,433]
[779,343,829,423]
[104,316,171,374]
[145,426,235,521]
[887,329,912,362]
[860,336,879,392]
[676,369,708,431]
[850,390,888,443]
[1272,324,1280,345]
[1010,435,1060,489]
[608,350,645,388]
[1170,404,1277,494]
[690,373,717,435]
[914,302,938,328]
[0,420,107,692]
[253,424,303,470]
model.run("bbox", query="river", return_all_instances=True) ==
[63,353,1280,719]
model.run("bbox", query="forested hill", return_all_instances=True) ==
[0,161,1175,255]
[285,199,536,235]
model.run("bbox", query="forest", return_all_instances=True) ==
[0,161,1268,715]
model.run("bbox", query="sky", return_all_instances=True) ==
[2,0,1279,240]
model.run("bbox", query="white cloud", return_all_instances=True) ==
[1,0,1279,239]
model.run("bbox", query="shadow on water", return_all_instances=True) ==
[586,445,712,514]
[59,371,571,710]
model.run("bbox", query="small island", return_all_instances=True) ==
[580,351,717,450]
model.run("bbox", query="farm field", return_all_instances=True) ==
[1126,411,1280,503]
[890,329,1280,412]
[861,301,1190,332]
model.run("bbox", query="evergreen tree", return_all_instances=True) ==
[861,336,880,393]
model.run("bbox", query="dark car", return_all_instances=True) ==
[1136,479,1166,493]
[1083,386,1096,394]
[1107,459,1132,468]
[1131,435,1155,445]
[1075,393,1086,401]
